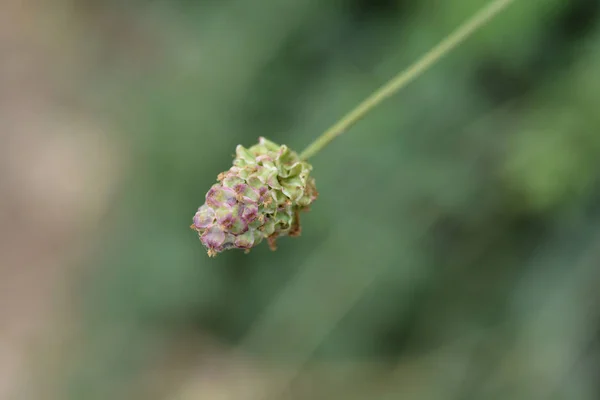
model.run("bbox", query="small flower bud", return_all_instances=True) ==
[191,137,318,257]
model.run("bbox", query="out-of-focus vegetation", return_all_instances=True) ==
[3,0,600,399]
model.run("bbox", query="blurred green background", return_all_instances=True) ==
[4,0,600,399]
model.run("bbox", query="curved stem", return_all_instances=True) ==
[299,0,517,161]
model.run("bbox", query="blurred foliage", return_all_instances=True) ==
[62,0,600,399]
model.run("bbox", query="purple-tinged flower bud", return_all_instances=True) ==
[193,205,215,229]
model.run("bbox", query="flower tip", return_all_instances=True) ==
[207,249,218,257]
[267,235,279,251]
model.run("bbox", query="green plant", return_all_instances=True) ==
[191,0,517,256]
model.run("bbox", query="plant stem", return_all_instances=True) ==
[299,0,517,161]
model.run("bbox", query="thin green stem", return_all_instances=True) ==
[299,0,517,161]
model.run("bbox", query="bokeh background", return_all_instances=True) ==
[2,0,600,399]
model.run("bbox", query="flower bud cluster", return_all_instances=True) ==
[191,137,318,257]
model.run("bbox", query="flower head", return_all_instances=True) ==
[191,137,318,257]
